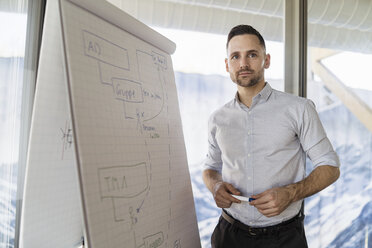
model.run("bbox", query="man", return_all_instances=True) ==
[203,24,340,248]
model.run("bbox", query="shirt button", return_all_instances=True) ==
[248,154,251,157]
[248,176,252,180]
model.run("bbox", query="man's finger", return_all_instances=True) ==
[225,183,241,195]
[249,194,270,206]
[258,206,282,217]
[218,189,240,204]
[220,183,241,203]
[228,195,241,204]
[250,189,271,200]
[215,191,233,205]
[213,182,243,207]
[253,202,273,211]
[216,194,236,208]
[250,190,277,205]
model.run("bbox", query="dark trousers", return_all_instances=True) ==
[211,211,308,248]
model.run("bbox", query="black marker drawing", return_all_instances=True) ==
[60,120,73,160]
[174,239,181,248]
[83,29,174,248]
[83,30,130,70]
[82,30,167,130]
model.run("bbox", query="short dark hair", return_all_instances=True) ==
[226,25,266,51]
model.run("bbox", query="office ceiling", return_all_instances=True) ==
[0,0,27,13]
[107,0,372,54]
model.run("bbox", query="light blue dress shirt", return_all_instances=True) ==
[204,83,340,227]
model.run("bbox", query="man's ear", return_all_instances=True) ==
[225,58,229,72]
[264,53,271,69]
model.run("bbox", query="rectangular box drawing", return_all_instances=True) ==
[98,163,149,199]
[112,78,144,103]
[83,30,130,70]
[143,232,164,248]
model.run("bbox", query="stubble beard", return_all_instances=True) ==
[236,76,260,87]
[233,69,264,88]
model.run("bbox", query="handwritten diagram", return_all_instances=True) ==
[82,29,176,248]
[82,30,167,131]
[98,162,150,222]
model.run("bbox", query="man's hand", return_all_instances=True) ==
[213,182,241,208]
[203,169,242,208]
[250,165,340,217]
[249,187,293,217]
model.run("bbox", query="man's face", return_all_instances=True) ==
[225,34,270,88]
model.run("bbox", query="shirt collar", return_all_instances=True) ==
[258,82,273,102]
[234,82,273,104]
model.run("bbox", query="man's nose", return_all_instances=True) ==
[240,58,250,69]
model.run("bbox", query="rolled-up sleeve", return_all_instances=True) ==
[203,115,223,172]
[299,100,340,168]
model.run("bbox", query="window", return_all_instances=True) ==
[306,4,372,247]
[0,1,44,246]
[0,3,27,246]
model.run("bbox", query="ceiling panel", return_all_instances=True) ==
[108,0,372,53]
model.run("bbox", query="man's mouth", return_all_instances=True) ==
[238,70,254,76]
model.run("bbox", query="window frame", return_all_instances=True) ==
[13,0,46,246]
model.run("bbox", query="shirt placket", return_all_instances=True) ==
[246,108,254,223]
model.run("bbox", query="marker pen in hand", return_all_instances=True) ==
[232,195,256,202]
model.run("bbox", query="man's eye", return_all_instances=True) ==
[248,53,257,58]
[231,55,239,60]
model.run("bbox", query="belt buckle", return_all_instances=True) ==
[248,227,257,236]
[248,227,268,236]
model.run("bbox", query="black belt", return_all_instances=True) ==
[221,209,304,236]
